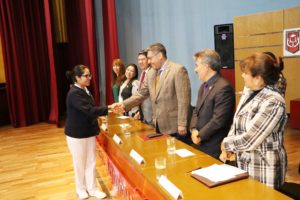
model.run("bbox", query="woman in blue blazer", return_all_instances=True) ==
[65,65,109,199]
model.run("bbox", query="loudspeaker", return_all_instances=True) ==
[214,24,234,69]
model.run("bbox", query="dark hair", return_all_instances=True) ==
[66,64,89,84]
[147,43,167,58]
[263,51,284,71]
[112,58,126,86]
[240,53,283,85]
[194,49,221,71]
[138,49,147,57]
[126,63,139,83]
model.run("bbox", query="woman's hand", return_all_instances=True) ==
[219,142,234,162]
[219,150,228,163]
[110,103,125,114]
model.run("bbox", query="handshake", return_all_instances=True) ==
[108,103,126,114]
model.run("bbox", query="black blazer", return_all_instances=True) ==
[65,86,108,138]
[190,74,235,158]
[120,81,133,100]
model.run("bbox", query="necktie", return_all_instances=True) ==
[204,83,208,94]
[201,82,208,98]
[139,71,146,89]
[155,70,161,94]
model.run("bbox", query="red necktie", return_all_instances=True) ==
[139,71,146,89]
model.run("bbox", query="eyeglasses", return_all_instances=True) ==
[81,74,92,78]
[147,52,159,60]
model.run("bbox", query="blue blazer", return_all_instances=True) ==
[65,86,108,138]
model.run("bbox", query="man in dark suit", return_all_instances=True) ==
[190,49,235,159]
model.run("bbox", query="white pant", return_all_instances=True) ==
[66,136,98,193]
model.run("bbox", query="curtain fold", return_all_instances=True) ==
[102,0,119,104]
[84,0,100,104]
[65,0,100,105]
[44,0,59,125]
[0,0,58,127]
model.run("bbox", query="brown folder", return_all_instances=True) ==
[191,164,249,188]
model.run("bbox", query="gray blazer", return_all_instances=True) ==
[123,60,191,134]
[190,74,235,158]
[139,68,153,125]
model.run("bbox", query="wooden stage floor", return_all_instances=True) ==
[0,121,299,199]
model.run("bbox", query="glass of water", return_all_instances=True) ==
[166,137,176,154]
[121,124,131,136]
[155,157,166,180]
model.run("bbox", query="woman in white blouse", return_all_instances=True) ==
[119,63,140,117]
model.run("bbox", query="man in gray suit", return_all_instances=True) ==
[115,43,191,137]
[190,49,235,159]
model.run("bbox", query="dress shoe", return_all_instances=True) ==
[77,190,88,199]
[88,189,107,199]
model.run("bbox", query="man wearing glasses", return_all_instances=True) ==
[114,43,191,140]
[133,50,153,125]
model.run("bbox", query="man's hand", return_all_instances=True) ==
[178,125,187,135]
[108,103,116,110]
[111,103,125,114]
[134,111,140,120]
[191,129,201,144]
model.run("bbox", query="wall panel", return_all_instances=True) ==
[284,58,300,111]
[234,6,300,112]
[235,47,282,60]
[234,10,283,36]
[235,33,282,49]
[284,6,300,29]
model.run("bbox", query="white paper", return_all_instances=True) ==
[220,163,247,176]
[191,164,246,182]
[113,134,122,144]
[100,123,107,131]
[158,176,183,199]
[119,123,130,128]
[129,149,144,164]
[175,149,195,157]
[117,116,130,119]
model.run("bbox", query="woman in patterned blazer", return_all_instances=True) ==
[220,53,287,189]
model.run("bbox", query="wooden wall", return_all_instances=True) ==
[234,6,300,112]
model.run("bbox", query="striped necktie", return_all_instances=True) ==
[155,70,161,94]
[139,71,146,89]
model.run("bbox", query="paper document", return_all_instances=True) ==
[192,164,247,182]
[117,116,130,119]
[100,124,107,131]
[175,149,195,157]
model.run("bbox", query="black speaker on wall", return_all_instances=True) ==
[214,23,234,69]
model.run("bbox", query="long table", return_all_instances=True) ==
[97,113,291,200]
